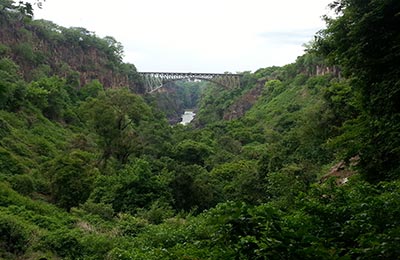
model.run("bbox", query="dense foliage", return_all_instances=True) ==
[315,0,400,182]
[0,0,399,259]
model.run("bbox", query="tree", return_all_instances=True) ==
[103,36,124,63]
[316,0,400,181]
[78,79,104,100]
[111,159,166,213]
[0,0,35,18]
[169,164,215,212]
[0,58,23,110]
[0,0,13,10]
[80,88,151,165]
[27,76,72,120]
[174,140,212,166]
[49,150,97,210]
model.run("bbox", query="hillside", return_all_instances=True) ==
[0,1,143,92]
[1,0,399,259]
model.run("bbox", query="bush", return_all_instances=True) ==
[136,200,174,224]
[0,43,11,56]
[174,140,212,166]
[10,174,34,195]
[49,150,97,210]
[106,248,135,260]
[78,79,104,100]
[0,213,30,255]
[0,147,26,176]
[80,201,114,220]
[116,213,148,237]
[40,229,83,259]
[13,43,35,63]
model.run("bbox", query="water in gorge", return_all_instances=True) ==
[180,110,196,125]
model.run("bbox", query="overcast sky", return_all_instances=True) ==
[30,0,333,73]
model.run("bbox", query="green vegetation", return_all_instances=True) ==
[315,0,400,182]
[0,0,399,259]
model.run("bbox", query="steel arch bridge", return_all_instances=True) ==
[139,72,242,93]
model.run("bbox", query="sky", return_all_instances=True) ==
[29,0,333,73]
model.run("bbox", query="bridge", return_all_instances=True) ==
[139,72,242,93]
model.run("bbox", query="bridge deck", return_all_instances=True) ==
[139,72,242,93]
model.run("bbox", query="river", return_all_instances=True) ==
[180,110,196,125]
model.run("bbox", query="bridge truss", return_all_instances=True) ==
[139,72,242,93]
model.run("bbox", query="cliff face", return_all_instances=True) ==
[223,63,340,121]
[0,13,144,92]
[223,83,263,120]
[152,83,185,124]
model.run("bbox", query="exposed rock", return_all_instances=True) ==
[315,65,341,77]
[223,83,264,120]
[320,156,359,185]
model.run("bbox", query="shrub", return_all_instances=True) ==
[40,229,83,259]
[136,200,174,224]
[49,150,97,210]
[0,213,30,255]
[10,174,34,195]
[80,201,115,220]
[0,147,26,176]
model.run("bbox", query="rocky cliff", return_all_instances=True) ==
[0,11,143,92]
